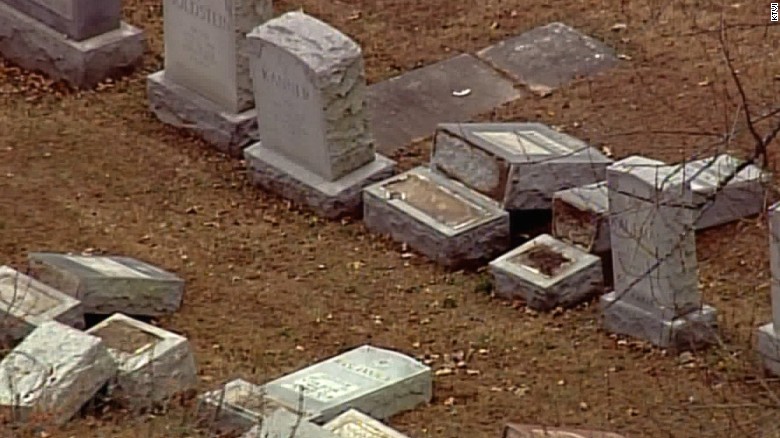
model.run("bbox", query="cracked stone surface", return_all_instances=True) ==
[246,11,375,182]
[0,0,121,41]
[0,321,116,426]
[0,1,144,88]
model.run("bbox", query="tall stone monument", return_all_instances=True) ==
[757,201,780,376]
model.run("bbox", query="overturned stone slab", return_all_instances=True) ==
[0,1,144,89]
[504,423,627,438]
[262,344,432,424]
[364,166,510,269]
[324,408,411,438]
[86,313,197,408]
[477,22,619,95]
[0,321,116,426]
[27,252,184,317]
[431,122,612,211]
[254,408,339,438]
[197,378,273,436]
[490,234,603,310]
[0,265,83,344]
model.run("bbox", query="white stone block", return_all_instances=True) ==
[198,378,273,436]
[324,408,411,438]
[254,408,339,438]
[0,265,83,343]
[0,321,116,426]
[86,313,197,407]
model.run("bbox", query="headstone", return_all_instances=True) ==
[27,252,185,316]
[243,11,395,219]
[0,0,144,88]
[757,201,780,376]
[363,166,511,269]
[0,265,84,344]
[86,313,198,407]
[254,408,339,438]
[503,423,627,438]
[324,408,411,438]
[197,378,275,436]
[147,0,273,156]
[477,22,618,95]
[431,122,612,211]
[489,234,604,311]
[0,321,116,426]
[262,344,432,424]
[600,157,718,350]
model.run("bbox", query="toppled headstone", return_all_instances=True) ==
[0,321,116,426]
[86,313,197,408]
[477,22,618,95]
[601,157,718,350]
[503,423,627,438]
[431,122,612,211]
[324,408,411,438]
[552,180,610,254]
[0,265,83,343]
[27,252,184,316]
[262,344,432,424]
[198,378,272,436]
[147,0,272,155]
[253,408,338,438]
[490,234,603,310]
[757,201,780,376]
[363,166,510,269]
[0,0,144,88]
[243,11,395,219]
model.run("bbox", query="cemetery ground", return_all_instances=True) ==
[0,0,778,437]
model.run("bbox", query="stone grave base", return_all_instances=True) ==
[256,408,337,438]
[196,378,275,436]
[147,71,258,158]
[600,291,718,350]
[363,166,510,269]
[324,409,410,437]
[0,2,144,89]
[244,142,395,219]
[757,323,780,377]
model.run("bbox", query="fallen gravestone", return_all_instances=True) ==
[503,423,627,438]
[431,122,612,211]
[198,378,273,436]
[324,408,411,438]
[489,234,604,311]
[243,11,395,219]
[367,54,522,155]
[251,408,339,438]
[0,0,144,88]
[147,0,272,156]
[363,166,510,269]
[0,321,116,426]
[601,156,718,350]
[27,252,184,316]
[757,201,780,376]
[86,313,198,408]
[0,265,84,344]
[552,180,611,255]
[477,22,618,96]
[262,344,432,424]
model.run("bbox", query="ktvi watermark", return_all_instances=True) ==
[773,3,779,22]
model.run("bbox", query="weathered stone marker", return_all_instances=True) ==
[0,0,144,88]
[757,201,780,376]
[198,378,271,436]
[363,166,510,269]
[431,122,612,211]
[147,0,273,156]
[324,408,411,438]
[0,265,84,343]
[262,344,432,424]
[27,252,184,316]
[600,156,718,350]
[552,180,610,254]
[254,408,339,438]
[0,321,116,426]
[86,313,198,408]
[243,11,395,219]
[503,423,627,438]
[489,234,604,311]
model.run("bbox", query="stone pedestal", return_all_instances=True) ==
[552,181,610,254]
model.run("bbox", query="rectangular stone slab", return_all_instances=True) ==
[504,423,627,438]
[0,321,116,426]
[0,1,145,89]
[367,54,523,155]
[324,408,411,438]
[477,22,618,94]
[198,378,274,436]
[0,0,120,41]
[27,252,185,317]
[363,166,510,269]
[255,408,340,438]
[552,181,610,254]
[86,313,198,407]
[0,265,84,343]
[262,344,432,424]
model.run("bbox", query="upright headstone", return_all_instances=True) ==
[243,11,395,219]
[0,0,144,88]
[147,0,273,156]
[757,202,780,376]
[600,157,718,350]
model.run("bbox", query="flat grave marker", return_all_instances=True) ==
[324,408,411,438]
